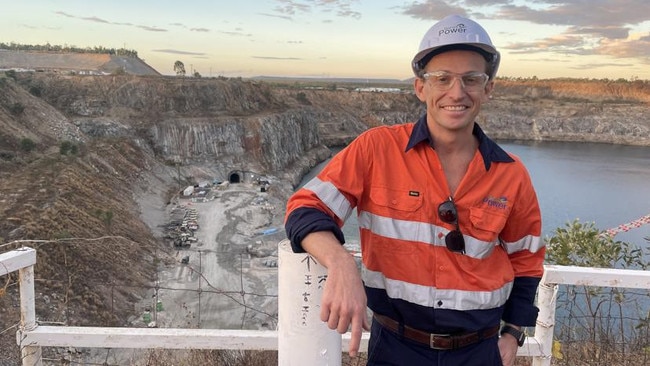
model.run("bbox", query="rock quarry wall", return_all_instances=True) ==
[1,74,649,187]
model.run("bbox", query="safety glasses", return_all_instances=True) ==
[421,71,489,93]
[438,197,466,254]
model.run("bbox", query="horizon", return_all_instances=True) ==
[2,1,650,81]
[1,46,648,83]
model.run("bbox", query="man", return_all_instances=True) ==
[285,14,545,366]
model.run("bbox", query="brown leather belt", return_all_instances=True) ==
[373,313,500,350]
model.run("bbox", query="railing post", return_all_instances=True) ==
[3,247,43,366]
[531,275,558,366]
[278,239,341,366]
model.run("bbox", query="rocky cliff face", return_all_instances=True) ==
[4,74,647,185]
[480,92,650,146]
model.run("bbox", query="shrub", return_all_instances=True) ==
[545,219,650,365]
[9,102,24,115]
[296,92,311,105]
[5,70,17,80]
[20,137,36,152]
[28,85,42,97]
[111,67,126,75]
[59,140,78,155]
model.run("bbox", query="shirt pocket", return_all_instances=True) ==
[468,206,508,242]
[365,186,424,254]
[368,186,423,221]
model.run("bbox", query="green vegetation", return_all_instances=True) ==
[111,67,126,75]
[52,230,72,240]
[296,92,310,105]
[20,137,35,152]
[545,219,650,365]
[174,61,186,77]
[9,102,24,115]
[546,220,646,268]
[0,41,139,58]
[28,85,42,97]
[4,69,17,80]
[59,140,78,155]
[95,209,114,233]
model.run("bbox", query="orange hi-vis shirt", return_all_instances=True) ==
[285,116,545,332]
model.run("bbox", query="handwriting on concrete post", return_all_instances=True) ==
[300,255,327,326]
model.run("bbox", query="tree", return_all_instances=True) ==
[174,61,186,77]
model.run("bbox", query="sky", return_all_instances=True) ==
[2,0,650,81]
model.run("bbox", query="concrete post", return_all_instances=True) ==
[532,278,558,366]
[278,239,341,366]
[18,251,43,366]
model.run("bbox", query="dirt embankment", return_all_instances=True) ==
[0,50,160,76]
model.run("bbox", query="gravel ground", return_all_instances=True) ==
[80,180,288,365]
[143,181,286,331]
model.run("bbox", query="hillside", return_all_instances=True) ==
[0,50,161,76]
[0,71,649,364]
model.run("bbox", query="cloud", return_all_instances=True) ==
[137,25,167,32]
[504,34,588,55]
[54,11,75,18]
[219,31,252,37]
[169,23,210,32]
[568,62,636,70]
[271,0,361,20]
[54,11,168,32]
[258,12,293,21]
[596,33,650,61]
[568,26,630,40]
[152,49,207,56]
[400,0,471,20]
[399,1,650,65]
[80,16,110,24]
[252,56,303,60]
[495,1,650,28]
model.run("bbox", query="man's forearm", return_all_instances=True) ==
[301,231,354,269]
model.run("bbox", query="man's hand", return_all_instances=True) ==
[498,329,520,366]
[302,231,370,357]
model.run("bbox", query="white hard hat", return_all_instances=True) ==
[412,14,500,79]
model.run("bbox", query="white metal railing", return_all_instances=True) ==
[4,244,650,366]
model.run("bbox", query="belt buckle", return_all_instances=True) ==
[429,333,452,350]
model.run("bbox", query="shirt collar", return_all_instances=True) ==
[405,114,514,170]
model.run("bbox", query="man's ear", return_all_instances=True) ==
[414,77,426,102]
[482,80,495,102]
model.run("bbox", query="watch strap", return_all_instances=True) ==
[500,325,525,347]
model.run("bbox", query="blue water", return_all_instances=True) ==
[299,141,650,248]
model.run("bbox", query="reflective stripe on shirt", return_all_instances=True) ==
[363,267,513,310]
[303,177,354,222]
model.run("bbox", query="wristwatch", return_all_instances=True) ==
[500,325,525,347]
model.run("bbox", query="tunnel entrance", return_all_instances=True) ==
[229,172,241,183]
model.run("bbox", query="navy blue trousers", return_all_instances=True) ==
[366,318,503,366]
